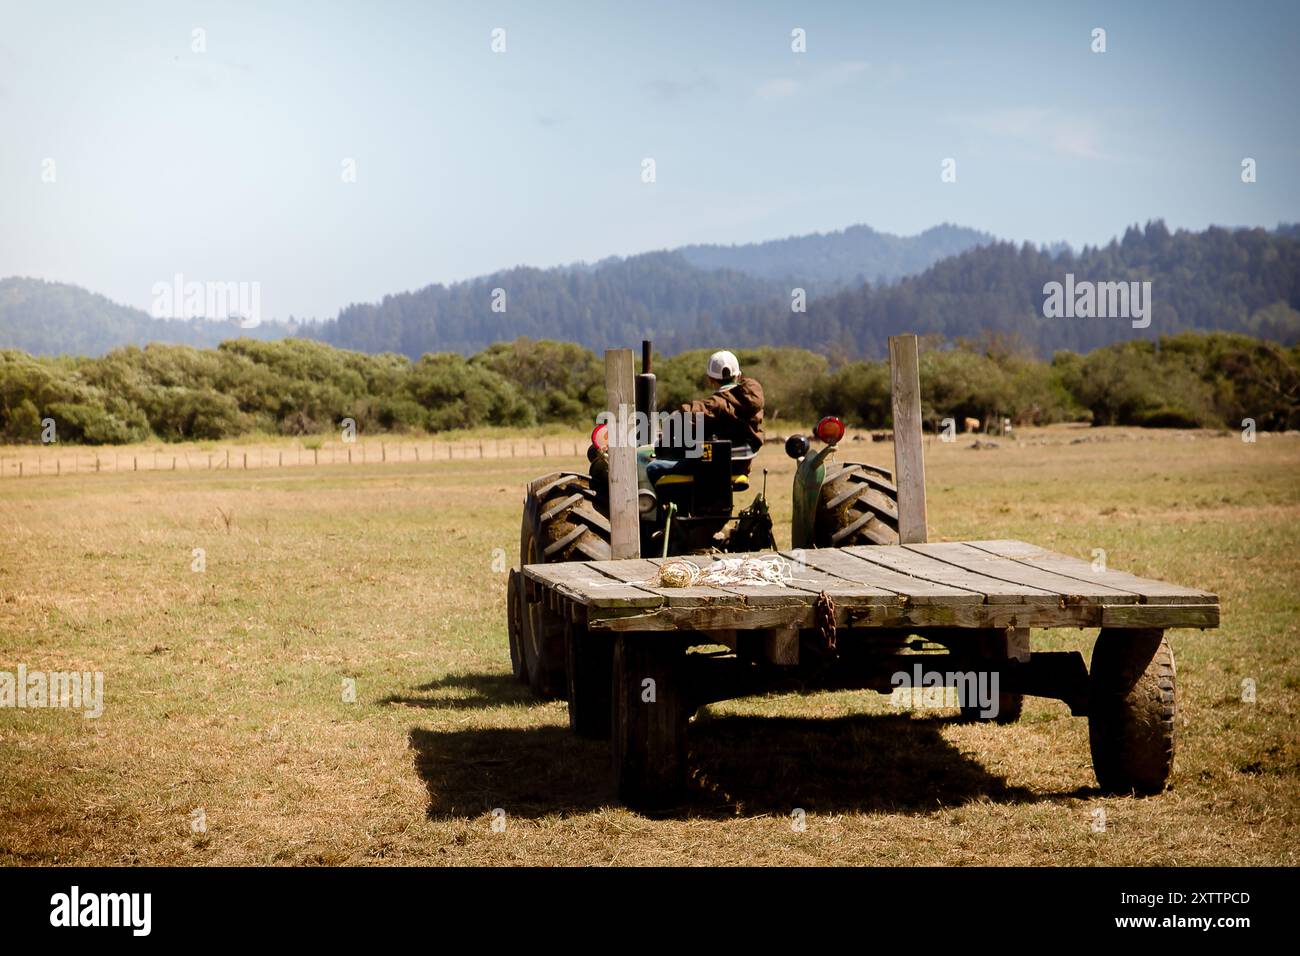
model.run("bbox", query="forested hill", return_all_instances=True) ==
[309,252,787,357]
[0,278,291,357]
[4,222,1297,360]
[711,222,1300,357]
[306,223,1001,356]
[676,222,997,286]
[308,222,1300,359]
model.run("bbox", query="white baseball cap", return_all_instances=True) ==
[707,350,740,380]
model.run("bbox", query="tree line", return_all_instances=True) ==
[307,221,1300,358]
[2,331,1296,445]
[5,223,1296,363]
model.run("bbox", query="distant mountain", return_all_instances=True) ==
[709,222,1300,356]
[0,278,291,357]
[676,223,997,288]
[306,224,1002,358]
[308,252,786,357]
[4,222,1297,360]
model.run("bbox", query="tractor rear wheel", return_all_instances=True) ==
[814,462,900,547]
[519,472,612,698]
[1088,628,1176,795]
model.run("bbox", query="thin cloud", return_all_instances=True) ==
[755,77,800,99]
[753,61,899,101]
[954,107,1110,160]
[646,74,718,101]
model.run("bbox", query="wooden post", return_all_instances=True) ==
[605,348,639,559]
[888,333,928,544]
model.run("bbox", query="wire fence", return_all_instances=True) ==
[0,437,588,480]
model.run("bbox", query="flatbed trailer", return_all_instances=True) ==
[518,539,1218,806]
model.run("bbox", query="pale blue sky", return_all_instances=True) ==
[1,0,1296,320]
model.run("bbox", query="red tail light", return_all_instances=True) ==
[814,416,845,445]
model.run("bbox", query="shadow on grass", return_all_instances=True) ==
[382,672,534,710]
[409,707,1047,820]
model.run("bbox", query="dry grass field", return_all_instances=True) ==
[1,424,1297,866]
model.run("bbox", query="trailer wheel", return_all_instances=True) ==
[612,635,688,808]
[566,619,612,739]
[519,472,612,698]
[506,569,527,684]
[1088,628,1176,796]
[814,462,900,547]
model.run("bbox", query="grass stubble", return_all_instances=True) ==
[0,425,1296,866]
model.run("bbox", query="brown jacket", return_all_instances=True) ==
[680,375,765,451]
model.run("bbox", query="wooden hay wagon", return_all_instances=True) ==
[508,336,1220,807]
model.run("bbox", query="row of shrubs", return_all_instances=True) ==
[1,332,1296,445]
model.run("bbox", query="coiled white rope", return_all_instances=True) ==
[649,556,790,589]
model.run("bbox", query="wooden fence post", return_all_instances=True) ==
[888,333,929,544]
[605,348,640,559]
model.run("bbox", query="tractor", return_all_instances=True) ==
[506,341,900,699]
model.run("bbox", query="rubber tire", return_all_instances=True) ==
[1088,628,1176,796]
[814,462,900,547]
[612,635,689,809]
[506,569,527,684]
[519,472,612,698]
[566,619,612,739]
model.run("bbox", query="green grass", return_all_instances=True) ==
[1,425,1297,865]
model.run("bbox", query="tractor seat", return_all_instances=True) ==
[729,443,757,475]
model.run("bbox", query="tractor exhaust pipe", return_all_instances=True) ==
[636,338,657,446]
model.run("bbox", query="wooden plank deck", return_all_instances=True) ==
[522,540,1219,633]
